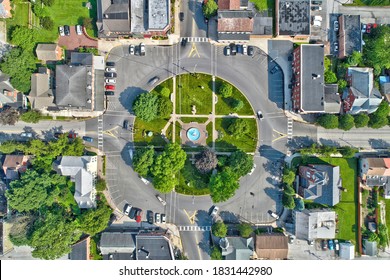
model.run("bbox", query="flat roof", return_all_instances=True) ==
[148,0,169,30]
[278,0,310,35]
[130,0,146,33]
[342,15,362,56]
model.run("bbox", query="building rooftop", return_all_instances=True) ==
[255,233,288,260]
[131,0,146,33]
[220,236,253,260]
[100,232,136,256]
[97,0,131,35]
[148,0,169,30]
[252,16,273,35]
[136,233,174,260]
[278,0,310,36]
[69,237,90,260]
[294,209,336,240]
[218,0,241,10]
[340,15,362,57]
[324,84,341,113]
[36,44,61,62]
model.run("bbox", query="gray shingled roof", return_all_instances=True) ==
[324,84,341,113]
[69,237,89,260]
[252,16,273,35]
[97,0,132,36]
[29,73,55,110]
[100,232,136,255]
[71,52,93,66]
[278,0,310,35]
[36,44,59,62]
[136,234,174,260]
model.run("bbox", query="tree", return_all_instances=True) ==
[363,25,390,74]
[339,146,358,158]
[133,93,159,122]
[30,213,81,260]
[282,168,296,186]
[0,48,36,92]
[237,223,253,238]
[96,178,107,192]
[369,101,390,128]
[294,198,305,211]
[6,171,66,212]
[324,70,337,84]
[153,174,177,193]
[10,26,36,51]
[337,79,348,92]
[210,246,223,260]
[133,146,155,177]
[32,3,48,18]
[283,185,296,196]
[347,51,362,66]
[316,114,338,129]
[282,193,295,209]
[338,114,355,131]
[210,167,239,203]
[378,224,389,248]
[20,110,41,123]
[195,150,218,174]
[9,215,35,246]
[160,87,171,98]
[40,16,54,30]
[0,141,24,154]
[227,118,249,138]
[219,83,233,98]
[77,204,112,236]
[232,99,244,112]
[354,113,369,128]
[151,143,187,178]
[211,221,227,237]
[42,0,55,6]
[228,150,253,178]
[0,107,19,125]
[157,96,173,118]
[202,0,218,19]
[82,17,93,30]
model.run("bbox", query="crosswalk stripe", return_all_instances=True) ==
[178,226,211,231]
[181,37,208,43]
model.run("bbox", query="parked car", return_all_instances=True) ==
[288,235,296,244]
[21,132,33,138]
[210,205,219,218]
[225,46,230,56]
[147,211,154,224]
[104,72,117,78]
[334,239,339,251]
[156,194,167,206]
[105,84,115,90]
[308,240,315,246]
[236,44,243,54]
[181,38,188,47]
[270,65,280,74]
[366,23,372,33]
[334,21,339,31]
[139,43,146,56]
[105,78,116,84]
[311,0,322,4]
[334,42,339,52]
[242,44,247,55]
[361,24,367,33]
[155,213,161,223]
[161,213,166,224]
[105,67,116,72]
[129,44,135,55]
[248,46,254,56]
[123,120,129,129]
[311,6,322,10]
[248,164,256,175]
[76,25,83,35]
[148,76,160,86]
[124,203,132,216]
[58,26,65,36]
[322,239,328,250]
[64,25,70,36]
[105,91,115,96]
[135,209,142,223]
[328,239,334,250]
[82,136,93,142]
[179,12,184,21]
[257,110,264,120]
[230,43,237,55]
[268,210,279,220]
[140,176,150,185]
[129,207,138,219]
[106,61,115,67]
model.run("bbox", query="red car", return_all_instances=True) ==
[366,23,372,33]
[105,84,115,90]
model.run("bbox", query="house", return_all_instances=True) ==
[363,240,377,256]
[252,15,273,37]
[35,44,63,64]
[324,84,341,114]
[96,0,170,38]
[219,236,254,260]
[276,0,310,38]
[135,232,175,260]
[292,44,325,113]
[0,0,11,18]
[99,232,136,260]
[339,242,355,259]
[254,233,288,260]
[69,236,90,260]
[54,156,97,209]
[294,209,336,241]
[298,164,341,206]
[343,67,383,114]
[1,155,30,181]
[379,76,390,103]
[28,67,55,111]
[360,157,390,199]
[0,74,24,109]
[218,0,241,10]
[217,10,254,41]
[337,15,362,59]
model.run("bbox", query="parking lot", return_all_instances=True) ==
[310,0,329,42]
[288,239,338,260]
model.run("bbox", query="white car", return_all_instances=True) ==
[140,177,150,185]
[129,45,135,55]
[105,67,116,72]
[361,24,367,33]
[156,194,167,206]
[124,204,132,216]
[105,78,116,84]
[210,205,219,217]
[161,214,166,224]
[248,164,256,175]
[155,213,161,223]
[242,44,247,55]
[139,43,145,56]
[21,132,33,138]
[58,26,65,36]
[268,210,279,220]
[76,25,83,35]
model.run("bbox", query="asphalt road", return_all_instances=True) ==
[180,0,207,38]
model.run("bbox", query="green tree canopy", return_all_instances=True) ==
[237,223,253,238]
[337,79,348,92]
[338,114,355,131]
[133,93,159,122]
[294,198,305,211]
[20,110,42,123]
[363,25,390,74]
[6,170,67,212]
[354,113,369,128]
[202,0,218,19]
[368,101,389,128]
[347,51,363,66]
[317,114,339,129]
[210,167,239,203]
[41,16,54,30]
[160,87,171,98]
[153,174,177,193]
[212,221,227,237]
[195,149,218,174]
[324,70,337,84]
[0,141,24,154]
[282,168,296,186]
[282,192,296,209]
[227,118,249,138]
[219,83,233,98]
[133,146,155,177]
[283,185,296,196]
[96,178,107,192]
[151,143,187,178]
[10,26,36,51]
[232,99,244,112]
[228,150,253,178]
[77,203,112,236]
[210,246,223,260]
[339,146,358,158]
[0,107,19,125]
[157,96,173,118]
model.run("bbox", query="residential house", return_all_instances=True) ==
[292,44,326,113]
[1,155,30,181]
[360,157,390,199]
[218,0,241,10]
[0,0,11,18]
[54,156,97,209]
[136,232,175,260]
[324,84,341,113]
[343,67,383,114]
[276,0,310,38]
[294,209,336,241]
[298,164,341,206]
[69,236,90,260]
[363,240,377,256]
[28,67,55,111]
[217,10,254,41]
[219,236,254,260]
[337,15,362,59]
[0,74,24,109]
[99,232,136,260]
[379,76,390,103]
[254,233,288,260]
[339,242,355,259]
[96,0,170,38]
[35,44,63,64]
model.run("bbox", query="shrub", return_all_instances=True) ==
[160,87,171,98]
[232,99,244,112]
[40,16,54,30]
[20,110,41,123]
[219,83,233,98]
[317,114,338,129]
[212,221,227,237]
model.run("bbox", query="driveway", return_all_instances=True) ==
[58,26,97,50]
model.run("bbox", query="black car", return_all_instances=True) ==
[247,46,254,56]
[106,61,115,67]
[147,211,154,224]
[105,91,115,96]
[179,12,184,21]
[181,38,188,47]
[104,72,117,78]
[270,65,280,74]
[64,25,70,36]
[236,44,243,54]
[129,207,138,219]
[123,120,129,129]
[229,43,237,55]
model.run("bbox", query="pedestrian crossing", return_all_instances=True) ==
[287,117,293,140]
[178,226,211,232]
[98,115,104,152]
[181,37,208,43]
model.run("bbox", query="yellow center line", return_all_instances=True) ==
[194,234,203,260]
[188,43,200,58]
[183,209,197,224]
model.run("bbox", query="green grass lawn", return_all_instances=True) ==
[215,78,254,116]
[6,2,29,28]
[176,74,213,115]
[154,78,174,93]
[206,122,213,147]
[214,118,257,152]
[133,118,169,146]
[249,0,274,15]
[379,198,390,231]
[176,159,210,195]
[180,117,208,123]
